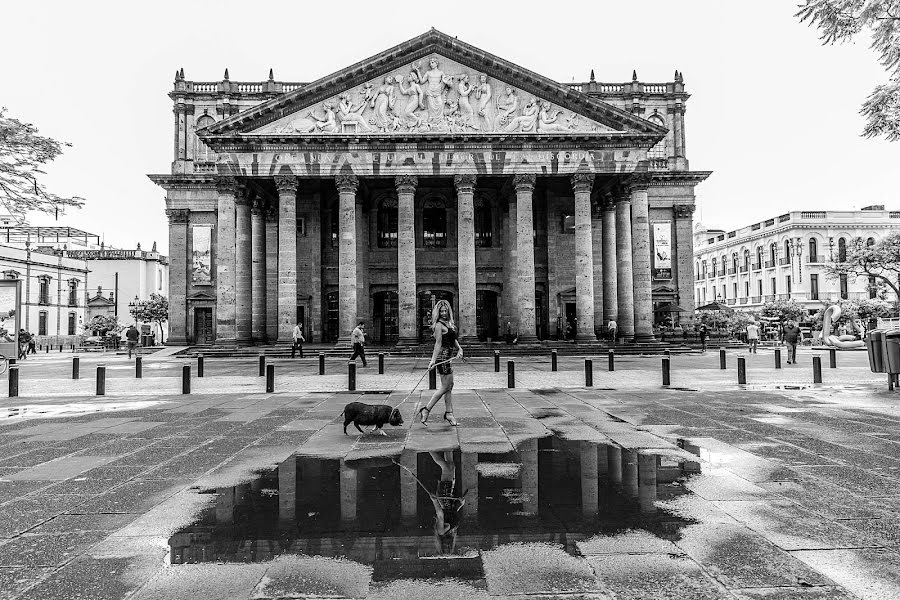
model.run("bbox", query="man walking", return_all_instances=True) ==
[125,324,140,359]
[782,319,801,364]
[350,321,368,367]
[698,322,709,352]
[746,321,760,354]
[607,320,617,344]
[292,322,305,358]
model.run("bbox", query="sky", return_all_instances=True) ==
[2,0,898,252]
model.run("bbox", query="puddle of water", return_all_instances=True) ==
[170,434,699,583]
[0,401,168,420]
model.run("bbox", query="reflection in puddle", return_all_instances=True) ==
[0,401,168,420]
[170,435,699,582]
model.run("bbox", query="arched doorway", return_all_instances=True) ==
[418,290,454,341]
[373,291,399,344]
[476,290,499,341]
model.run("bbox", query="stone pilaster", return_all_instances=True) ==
[571,174,597,341]
[215,177,237,344]
[265,205,279,343]
[502,195,518,336]
[234,192,252,345]
[674,204,697,315]
[395,175,418,346]
[630,175,655,343]
[514,173,538,343]
[455,174,478,342]
[602,196,618,324]
[165,208,189,345]
[336,174,359,346]
[591,200,604,337]
[616,190,635,341]
[275,175,298,343]
[250,198,266,343]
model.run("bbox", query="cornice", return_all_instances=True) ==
[147,174,218,190]
[648,171,712,186]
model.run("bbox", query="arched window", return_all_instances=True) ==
[744,250,750,270]
[721,255,727,274]
[38,275,51,305]
[377,197,398,248]
[711,257,717,277]
[808,238,818,261]
[731,253,738,272]
[784,240,791,265]
[756,246,763,269]
[647,114,667,160]
[422,197,447,247]
[838,237,847,262]
[474,196,492,247]
[195,114,216,161]
[769,243,777,265]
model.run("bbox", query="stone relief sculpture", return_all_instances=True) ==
[264,55,612,135]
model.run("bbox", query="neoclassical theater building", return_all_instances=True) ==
[150,30,709,347]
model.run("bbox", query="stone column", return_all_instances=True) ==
[234,192,252,345]
[265,204,279,342]
[275,175,298,343]
[461,451,479,516]
[602,196,618,325]
[674,205,697,315]
[514,174,538,343]
[336,174,359,345]
[165,209,189,345]
[616,191,635,341]
[399,450,417,521]
[339,460,357,523]
[455,174,478,342]
[591,203,604,335]
[250,198,266,343]
[215,177,237,344]
[630,176,655,343]
[396,175,418,346]
[580,441,599,516]
[519,438,539,515]
[502,196,518,335]
[571,174,597,341]
[278,454,296,522]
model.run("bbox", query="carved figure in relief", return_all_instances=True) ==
[397,71,425,128]
[503,97,538,132]
[456,74,475,128]
[371,76,399,131]
[414,58,453,123]
[474,74,492,131]
[494,87,518,130]
[337,92,372,132]
[537,101,575,133]
[276,101,337,134]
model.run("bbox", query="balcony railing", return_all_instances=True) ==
[751,296,762,303]
[807,255,825,264]
[727,268,737,275]
[739,298,748,304]
[739,265,749,273]
[779,258,791,266]
[777,293,790,300]
[764,294,776,302]
[726,298,737,305]
[764,261,775,268]
[752,263,762,271]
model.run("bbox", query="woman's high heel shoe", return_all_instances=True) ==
[443,412,458,427]
[417,407,431,427]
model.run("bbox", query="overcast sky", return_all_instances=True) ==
[2,0,897,251]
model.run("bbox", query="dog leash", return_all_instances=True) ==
[390,355,457,411]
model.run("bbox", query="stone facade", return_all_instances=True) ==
[150,30,709,346]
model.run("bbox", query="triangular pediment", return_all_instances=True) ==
[204,30,664,140]
[186,290,216,301]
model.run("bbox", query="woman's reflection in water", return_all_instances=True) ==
[428,451,465,554]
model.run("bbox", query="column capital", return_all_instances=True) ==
[235,193,253,208]
[265,205,279,222]
[335,173,359,194]
[274,175,298,195]
[165,208,190,224]
[453,174,477,194]
[513,173,536,192]
[600,191,617,212]
[674,204,696,219]
[216,176,238,195]
[251,197,266,215]
[395,175,418,194]
[570,173,595,194]
[629,172,652,191]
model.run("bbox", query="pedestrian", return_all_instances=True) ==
[698,322,709,352]
[418,300,463,427]
[292,322,305,358]
[349,321,368,367]
[505,321,513,344]
[17,329,30,360]
[27,333,36,355]
[746,321,760,354]
[782,319,801,364]
[125,323,140,359]
[607,320,617,343]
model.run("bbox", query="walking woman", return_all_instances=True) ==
[428,451,465,554]
[418,299,463,426]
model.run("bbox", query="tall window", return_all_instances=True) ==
[838,237,847,262]
[786,275,792,294]
[744,281,749,297]
[808,237,818,260]
[422,198,446,247]
[330,204,338,248]
[38,311,47,336]
[769,243,777,265]
[647,114,667,159]
[67,280,78,307]
[731,253,738,271]
[377,197,398,248]
[758,279,763,297]
[756,246,763,268]
[784,240,791,264]
[771,277,776,294]
[840,274,848,299]
[733,282,737,298]
[38,276,50,305]
[720,255,727,273]
[869,276,878,299]
[701,261,707,277]
[67,313,76,335]
[474,198,492,247]
[744,251,750,270]
[711,258,717,276]
[810,274,819,300]
[195,114,216,161]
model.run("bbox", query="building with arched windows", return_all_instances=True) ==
[694,206,900,312]
[150,30,709,347]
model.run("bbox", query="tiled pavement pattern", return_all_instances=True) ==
[0,350,899,598]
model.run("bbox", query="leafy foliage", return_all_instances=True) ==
[797,1,900,141]
[83,315,125,336]
[811,298,894,330]
[0,108,85,219]
[760,299,807,322]
[129,293,168,344]
[825,232,900,298]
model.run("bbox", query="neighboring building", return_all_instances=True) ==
[151,30,709,347]
[693,206,900,313]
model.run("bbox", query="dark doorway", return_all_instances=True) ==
[476,290,499,341]
[373,291,399,344]
[296,306,305,333]
[564,302,576,340]
[325,292,339,342]
[194,308,213,345]
[418,290,454,341]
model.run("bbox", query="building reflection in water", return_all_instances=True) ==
[169,435,700,581]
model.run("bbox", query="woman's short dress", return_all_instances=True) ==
[436,321,458,375]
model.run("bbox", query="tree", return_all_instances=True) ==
[825,233,900,299]
[760,299,807,322]
[83,315,125,336]
[796,1,900,141]
[0,107,85,218]
[129,293,168,344]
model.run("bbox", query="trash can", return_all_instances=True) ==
[884,330,900,374]
[866,330,886,373]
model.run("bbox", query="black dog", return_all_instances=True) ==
[342,402,403,436]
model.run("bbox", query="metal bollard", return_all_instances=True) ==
[551,350,557,372]
[135,356,142,379]
[738,356,747,384]
[829,348,837,369]
[813,356,822,383]
[8,366,18,397]
[719,348,727,369]
[378,352,384,375]
[266,364,275,393]
[7,358,14,367]
[494,351,500,372]
[662,357,671,386]
[197,354,204,377]
[348,362,356,391]
[45,345,49,354]
[890,373,895,391]
[318,353,325,375]
[291,343,296,359]
[507,360,515,388]
[608,349,615,372]
[59,345,63,353]
[96,365,106,396]
[585,359,593,387]
[258,354,266,377]
[428,366,436,390]
[72,356,80,380]
[775,348,782,369]
[182,365,190,394]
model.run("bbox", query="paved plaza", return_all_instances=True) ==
[1,347,900,599]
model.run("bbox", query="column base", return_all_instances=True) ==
[632,333,657,343]
[396,336,420,348]
[460,335,479,345]
[575,333,598,342]
[166,337,188,346]
[215,337,237,345]
[515,335,540,345]
[334,337,353,350]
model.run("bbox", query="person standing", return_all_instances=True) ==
[607,320,618,344]
[17,329,30,360]
[27,333,36,355]
[782,319,801,364]
[125,324,140,359]
[349,321,368,367]
[746,321,760,354]
[418,300,463,427]
[292,322,305,358]
[698,322,709,352]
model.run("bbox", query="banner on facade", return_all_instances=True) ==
[191,225,212,285]
[652,222,672,279]
[0,280,20,360]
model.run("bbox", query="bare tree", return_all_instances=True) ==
[825,233,900,298]
[797,1,900,141]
